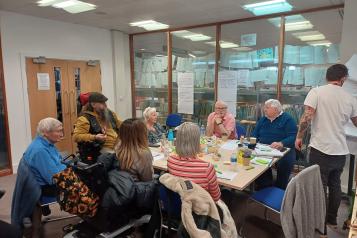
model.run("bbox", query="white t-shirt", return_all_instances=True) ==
[304,84,357,155]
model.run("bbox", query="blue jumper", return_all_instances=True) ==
[23,136,66,186]
[253,112,297,189]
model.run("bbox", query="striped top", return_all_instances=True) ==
[167,154,221,202]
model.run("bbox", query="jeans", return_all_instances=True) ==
[309,147,346,223]
[255,148,296,190]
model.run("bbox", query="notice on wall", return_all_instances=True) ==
[241,33,257,47]
[178,72,194,114]
[218,71,237,117]
[37,73,50,91]
[237,69,251,87]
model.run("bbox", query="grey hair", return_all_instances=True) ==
[36,117,62,136]
[175,122,200,158]
[265,99,282,112]
[143,107,156,121]
[215,100,227,107]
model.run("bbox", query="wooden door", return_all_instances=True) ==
[26,58,72,152]
[26,58,102,154]
[67,60,102,152]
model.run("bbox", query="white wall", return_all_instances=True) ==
[111,30,132,120]
[0,11,121,171]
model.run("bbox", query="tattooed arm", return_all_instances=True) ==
[295,105,316,150]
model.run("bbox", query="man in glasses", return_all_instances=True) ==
[206,100,237,139]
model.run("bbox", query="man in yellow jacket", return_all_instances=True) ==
[73,92,122,161]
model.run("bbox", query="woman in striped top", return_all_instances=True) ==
[167,122,221,202]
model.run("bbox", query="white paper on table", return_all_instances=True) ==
[216,171,238,181]
[220,141,238,151]
[153,154,165,161]
[254,144,283,157]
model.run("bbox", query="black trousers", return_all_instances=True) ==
[309,147,346,223]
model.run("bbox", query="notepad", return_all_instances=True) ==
[216,171,238,181]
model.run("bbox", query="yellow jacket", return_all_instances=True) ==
[73,110,122,150]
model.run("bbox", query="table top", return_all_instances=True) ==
[151,142,289,191]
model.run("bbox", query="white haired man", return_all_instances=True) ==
[24,117,66,186]
[253,99,297,190]
[206,100,237,139]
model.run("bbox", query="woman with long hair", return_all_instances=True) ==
[115,118,154,182]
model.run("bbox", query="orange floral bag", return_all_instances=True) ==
[53,167,99,218]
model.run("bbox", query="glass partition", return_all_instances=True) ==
[133,33,168,124]
[171,26,216,125]
[220,18,280,124]
[281,9,343,123]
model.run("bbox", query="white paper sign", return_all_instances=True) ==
[37,73,50,90]
[241,33,257,47]
[218,71,237,117]
[178,72,194,114]
[237,69,251,87]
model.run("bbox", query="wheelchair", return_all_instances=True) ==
[59,154,158,238]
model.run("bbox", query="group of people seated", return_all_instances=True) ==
[12,89,298,237]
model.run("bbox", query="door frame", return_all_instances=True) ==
[0,36,12,176]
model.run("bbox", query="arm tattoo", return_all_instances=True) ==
[297,106,315,139]
[352,116,357,127]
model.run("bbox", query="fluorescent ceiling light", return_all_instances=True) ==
[243,0,293,16]
[307,40,332,46]
[268,15,313,31]
[292,31,325,41]
[183,34,211,41]
[172,30,193,37]
[206,41,239,48]
[188,53,197,58]
[130,20,169,31]
[37,0,64,7]
[37,0,96,13]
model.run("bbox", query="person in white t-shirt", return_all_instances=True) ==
[295,64,357,227]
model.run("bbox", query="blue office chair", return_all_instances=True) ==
[166,114,182,128]
[248,165,326,237]
[236,123,247,138]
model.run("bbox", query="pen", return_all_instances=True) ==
[268,159,274,167]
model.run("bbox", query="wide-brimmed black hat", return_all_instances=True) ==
[89,92,108,103]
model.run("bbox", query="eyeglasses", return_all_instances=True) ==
[215,107,227,110]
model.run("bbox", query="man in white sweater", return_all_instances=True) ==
[295,64,357,226]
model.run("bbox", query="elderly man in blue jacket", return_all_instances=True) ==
[253,99,297,190]
[11,117,66,236]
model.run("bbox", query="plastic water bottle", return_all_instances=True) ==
[231,152,237,165]
[167,129,174,144]
[200,124,206,137]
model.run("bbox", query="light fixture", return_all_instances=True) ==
[268,15,313,31]
[183,34,211,41]
[172,30,193,37]
[243,0,293,16]
[37,0,96,14]
[206,41,239,48]
[188,53,197,58]
[232,47,253,51]
[307,40,332,46]
[130,20,169,31]
[292,31,325,41]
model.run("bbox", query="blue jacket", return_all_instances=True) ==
[11,159,41,230]
[23,136,66,185]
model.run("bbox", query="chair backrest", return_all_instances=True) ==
[159,184,181,218]
[236,123,246,138]
[166,114,182,128]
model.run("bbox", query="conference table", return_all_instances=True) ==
[151,140,289,191]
